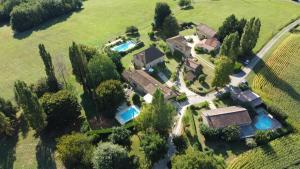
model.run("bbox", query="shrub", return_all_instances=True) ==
[221,125,240,142]
[126,26,139,36]
[148,31,155,40]
[92,142,131,169]
[57,133,93,169]
[178,0,191,9]
[132,93,141,107]
[245,138,257,148]
[195,46,208,54]
[255,130,271,144]
[234,62,243,73]
[40,90,81,129]
[200,124,220,140]
[172,135,188,153]
[109,127,131,147]
[176,93,187,102]
[10,0,82,32]
[198,74,207,83]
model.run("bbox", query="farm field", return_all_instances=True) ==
[228,34,300,169]
[0,0,300,100]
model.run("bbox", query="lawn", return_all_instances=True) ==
[228,33,300,169]
[1,0,300,100]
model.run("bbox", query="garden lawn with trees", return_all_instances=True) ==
[0,0,300,100]
[228,33,300,169]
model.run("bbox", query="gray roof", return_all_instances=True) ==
[134,46,164,64]
[166,35,192,54]
[196,23,217,38]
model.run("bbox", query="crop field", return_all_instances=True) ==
[228,34,300,169]
[0,0,300,100]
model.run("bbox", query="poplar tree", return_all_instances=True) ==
[154,2,171,29]
[38,44,59,92]
[14,80,47,133]
[69,42,91,93]
[220,32,240,61]
[240,17,261,55]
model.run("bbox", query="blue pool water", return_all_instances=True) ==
[111,41,136,52]
[254,109,273,130]
[117,106,140,124]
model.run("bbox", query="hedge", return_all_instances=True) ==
[87,121,137,143]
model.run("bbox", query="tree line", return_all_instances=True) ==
[212,14,261,88]
[0,0,82,32]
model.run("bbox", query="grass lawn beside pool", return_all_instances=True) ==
[0,0,300,100]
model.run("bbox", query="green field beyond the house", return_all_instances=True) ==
[228,33,300,169]
[0,0,300,100]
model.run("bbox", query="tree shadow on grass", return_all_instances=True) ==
[252,57,300,101]
[0,135,18,169]
[205,140,248,159]
[36,139,57,169]
[80,92,98,120]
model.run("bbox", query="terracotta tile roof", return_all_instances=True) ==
[166,35,191,54]
[122,69,176,99]
[196,23,217,38]
[205,38,220,48]
[202,106,252,128]
[134,46,164,64]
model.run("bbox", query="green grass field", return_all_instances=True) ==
[0,0,300,101]
[228,34,300,169]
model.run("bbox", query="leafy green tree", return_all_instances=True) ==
[140,132,167,163]
[87,54,120,88]
[79,44,99,61]
[178,0,191,8]
[69,42,91,92]
[40,90,81,129]
[132,93,141,107]
[162,15,180,38]
[240,17,261,55]
[14,80,47,133]
[136,89,175,135]
[57,133,93,169]
[220,32,240,61]
[95,80,125,118]
[221,125,240,142]
[212,56,234,88]
[172,148,226,169]
[0,112,13,136]
[109,127,131,147]
[154,2,171,29]
[125,26,139,36]
[38,44,59,92]
[92,142,131,169]
[217,14,239,42]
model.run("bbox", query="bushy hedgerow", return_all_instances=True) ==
[10,0,82,32]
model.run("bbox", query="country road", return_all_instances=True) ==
[153,18,300,169]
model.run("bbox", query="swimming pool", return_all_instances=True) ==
[254,108,273,130]
[111,41,136,52]
[115,106,140,124]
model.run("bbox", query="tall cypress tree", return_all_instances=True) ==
[14,80,47,133]
[38,44,59,92]
[220,32,240,61]
[240,17,261,55]
[154,2,171,29]
[69,42,91,93]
